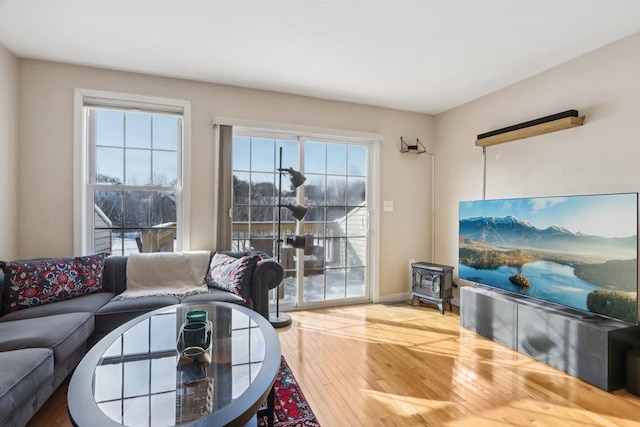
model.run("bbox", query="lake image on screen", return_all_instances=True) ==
[458,193,638,323]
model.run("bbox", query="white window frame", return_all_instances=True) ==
[74,89,191,255]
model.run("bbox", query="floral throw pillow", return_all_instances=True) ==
[1,253,106,313]
[206,252,258,296]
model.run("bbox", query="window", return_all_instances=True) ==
[75,90,190,255]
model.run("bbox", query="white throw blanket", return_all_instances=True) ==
[113,250,211,300]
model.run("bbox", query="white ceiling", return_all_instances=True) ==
[1,0,639,115]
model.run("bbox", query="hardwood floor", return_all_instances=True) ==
[29,302,640,426]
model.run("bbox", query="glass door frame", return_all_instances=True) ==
[282,136,372,310]
[229,125,377,310]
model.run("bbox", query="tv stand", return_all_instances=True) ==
[578,313,600,320]
[460,286,640,391]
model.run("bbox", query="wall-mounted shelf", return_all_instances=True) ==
[400,137,426,154]
[475,110,585,147]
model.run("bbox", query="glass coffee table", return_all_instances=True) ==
[68,302,280,426]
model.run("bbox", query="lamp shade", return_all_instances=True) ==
[285,235,308,249]
[283,203,308,221]
[281,167,307,188]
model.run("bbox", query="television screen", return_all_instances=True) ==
[459,193,638,324]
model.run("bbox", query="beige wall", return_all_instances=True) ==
[17,33,637,301]
[16,59,434,299]
[0,45,19,260]
[434,32,640,300]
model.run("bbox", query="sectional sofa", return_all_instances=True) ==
[0,251,283,427]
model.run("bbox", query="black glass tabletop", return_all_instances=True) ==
[68,302,280,427]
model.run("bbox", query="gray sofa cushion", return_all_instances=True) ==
[0,292,115,322]
[0,312,94,364]
[181,287,245,304]
[94,295,181,333]
[0,348,54,426]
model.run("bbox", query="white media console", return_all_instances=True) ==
[460,285,640,391]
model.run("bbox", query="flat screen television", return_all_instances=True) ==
[459,193,638,324]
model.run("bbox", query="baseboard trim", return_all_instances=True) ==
[376,292,411,304]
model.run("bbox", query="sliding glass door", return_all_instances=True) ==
[300,139,368,303]
[231,130,371,309]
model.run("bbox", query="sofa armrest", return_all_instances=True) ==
[218,251,283,320]
[251,257,284,320]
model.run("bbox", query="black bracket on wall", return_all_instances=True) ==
[400,137,426,154]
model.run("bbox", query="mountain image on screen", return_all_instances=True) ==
[458,193,638,324]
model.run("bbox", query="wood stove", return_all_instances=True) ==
[410,262,454,314]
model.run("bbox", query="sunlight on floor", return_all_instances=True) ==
[451,398,640,427]
[277,303,640,427]
[363,388,454,415]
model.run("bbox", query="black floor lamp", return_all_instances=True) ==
[271,147,308,328]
